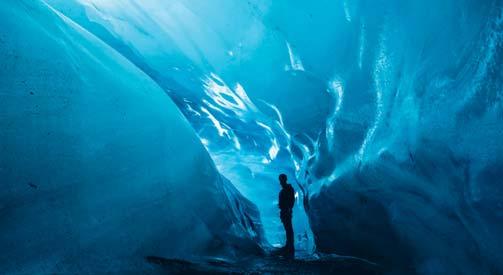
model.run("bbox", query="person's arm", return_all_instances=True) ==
[288,187,296,208]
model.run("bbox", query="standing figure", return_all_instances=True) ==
[278,173,295,258]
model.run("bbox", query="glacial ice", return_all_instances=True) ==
[2,0,503,274]
[41,0,325,250]
[0,1,263,273]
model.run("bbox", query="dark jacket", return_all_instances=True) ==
[279,184,295,212]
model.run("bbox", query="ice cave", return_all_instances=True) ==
[1,0,503,274]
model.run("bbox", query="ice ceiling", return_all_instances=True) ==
[1,0,503,274]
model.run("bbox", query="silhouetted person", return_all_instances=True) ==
[278,173,295,258]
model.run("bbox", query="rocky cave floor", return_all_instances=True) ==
[146,251,383,275]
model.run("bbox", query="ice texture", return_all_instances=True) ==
[42,0,318,249]
[2,0,503,274]
[0,1,263,273]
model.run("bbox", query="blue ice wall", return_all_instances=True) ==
[0,1,264,273]
[291,1,503,274]
[43,0,318,249]
[2,0,503,274]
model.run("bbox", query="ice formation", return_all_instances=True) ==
[1,0,503,274]
[0,1,263,273]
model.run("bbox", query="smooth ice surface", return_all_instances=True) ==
[0,1,263,273]
[43,0,318,249]
[2,0,503,274]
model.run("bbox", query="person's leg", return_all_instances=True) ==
[280,212,289,248]
[285,216,294,253]
[280,210,294,257]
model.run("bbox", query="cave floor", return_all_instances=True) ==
[146,252,383,275]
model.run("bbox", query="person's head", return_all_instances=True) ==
[279,174,288,187]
